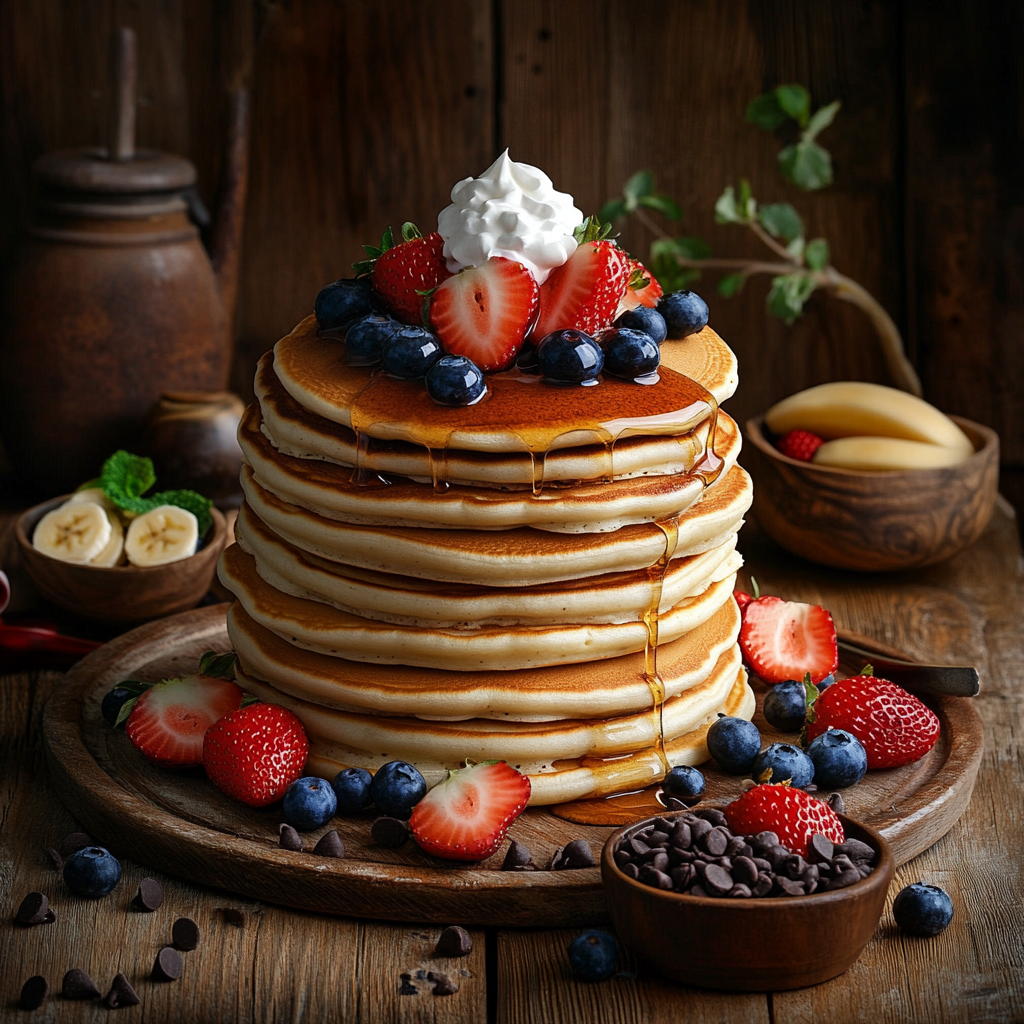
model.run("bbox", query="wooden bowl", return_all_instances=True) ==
[744,414,999,571]
[16,497,227,624]
[602,810,894,992]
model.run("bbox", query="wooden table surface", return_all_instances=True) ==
[2,507,1022,1023]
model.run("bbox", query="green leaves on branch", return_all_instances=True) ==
[599,170,683,224]
[805,238,830,271]
[650,236,710,292]
[767,273,818,324]
[779,140,833,191]
[715,180,756,224]
[758,203,804,243]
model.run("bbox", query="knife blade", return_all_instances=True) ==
[837,639,980,697]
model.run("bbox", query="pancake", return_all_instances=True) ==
[292,670,756,804]
[240,461,750,586]
[219,542,739,671]
[235,499,741,627]
[227,596,742,720]
[241,402,741,533]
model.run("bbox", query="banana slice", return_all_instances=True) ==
[813,436,969,472]
[765,381,974,459]
[89,513,125,566]
[124,505,199,567]
[33,502,112,564]
[65,487,119,515]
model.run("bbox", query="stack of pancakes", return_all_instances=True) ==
[218,315,755,804]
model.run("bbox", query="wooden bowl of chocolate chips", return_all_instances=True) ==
[601,806,894,992]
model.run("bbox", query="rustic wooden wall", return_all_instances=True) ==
[1,0,1022,517]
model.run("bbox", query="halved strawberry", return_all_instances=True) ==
[203,703,309,807]
[534,239,629,338]
[726,784,845,858]
[805,675,940,768]
[733,590,754,615]
[739,595,838,685]
[358,224,451,325]
[617,257,664,314]
[409,760,531,861]
[429,257,539,371]
[125,675,243,768]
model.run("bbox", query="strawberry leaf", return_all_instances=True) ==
[401,222,423,242]
[199,650,238,680]
[240,693,262,708]
[115,695,141,728]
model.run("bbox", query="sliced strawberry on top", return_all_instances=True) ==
[125,675,243,769]
[739,595,838,685]
[429,257,539,371]
[617,257,664,314]
[726,784,845,858]
[733,590,754,615]
[409,760,531,861]
[805,675,940,769]
[534,239,629,338]
[203,702,309,807]
[359,224,451,325]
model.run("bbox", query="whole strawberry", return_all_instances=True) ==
[776,429,825,462]
[725,784,845,858]
[203,703,309,807]
[805,675,940,769]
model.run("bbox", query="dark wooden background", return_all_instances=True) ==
[2,0,1022,518]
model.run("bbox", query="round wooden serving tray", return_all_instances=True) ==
[42,604,983,927]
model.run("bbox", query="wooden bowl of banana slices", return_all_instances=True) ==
[745,382,999,572]
[16,494,227,624]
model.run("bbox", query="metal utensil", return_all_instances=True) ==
[837,639,980,697]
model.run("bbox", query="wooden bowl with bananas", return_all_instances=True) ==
[744,382,999,572]
[16,494,227,625]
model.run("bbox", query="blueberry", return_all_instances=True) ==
[599,328,661,380]
[661,765,705,804]
[63,846,121,897]
[893,882,954,936]
[516,342,541,374]
[315,278,375,331]
[101,686,136,727]
[614,306,668,344]
[283,777,338,831]
[806,729,868,788]
[762,679,810,732]
[751,742,816,788]
[706,715,762,775]
[536,330,604,384]
[332,767,373,814]
[659,290,709,339]
[381,326,443,379]
[817,673,836,691]
[425,354,486,406]
[344,313,402,366]
[567,929,618,982]
[369,761,427,818]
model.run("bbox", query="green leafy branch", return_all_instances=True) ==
[601,84,921,396]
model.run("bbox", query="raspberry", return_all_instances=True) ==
[776,429,824,461]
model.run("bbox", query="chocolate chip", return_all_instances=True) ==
[727,884,752,898]
[725,837,748,858]
[59,832,93,858]
[858,863,874,878]
[313,830,345,858]
[15,891,52,926]
[434,925,473,957]
[704,827,729,857]
[751,874,773,897]
[752,856,772,873]
[827,792,846,815]
[62,968,100,999]
[279,823,303,851]
[547,846,565,870]
[670,821,692,849]
[152,946,184,982]
[651,850,669,873]
[801,864,820,886]
[19,976,48,1010]
[690,884,708,897]
[767,845,790,868]
[622,862,639,879]
[398,973,418,996]
[44,847,63,871]
[559,839,595,869]
[783,854,808,880]
[649,830,670,847]
[836,838,875,863]
[752,830,780,852]
[629,836,650,856]
[428,971,460,996]
[503,839,533,870]
[703,864,734,895]
[828,867,862,890]
[103,973,139,1008]
[613,847,631,868]
[832,854,856,875]
[172,917,200,951]
[692,807,729,827]
[732,856,758,886]
[808,834,835,864]
[638,865,673,890]
[653,816,674,832]
[776,876,805,896]
[671,864,696,889]
[371,817,408,848]
[135,877,164,912]
[220,907,245,926]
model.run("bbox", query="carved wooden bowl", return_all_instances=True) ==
[601,811,894,992]
[16,497,227,624]
[743,415,999,572]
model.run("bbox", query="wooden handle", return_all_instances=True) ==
[108,26,136,161]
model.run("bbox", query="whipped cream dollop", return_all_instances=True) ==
[437,151,584,284]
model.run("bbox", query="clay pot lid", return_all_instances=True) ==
[34,147,196,194]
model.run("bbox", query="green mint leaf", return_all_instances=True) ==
[599,198,628,222]
[149,489,213,538]
[714,187,741,224]
[100,451,156,512]
[638,194,683,220]
[746,92,787,131]
[805,237,830,270]
[400,222,422,242]
[758,203,804,243]
[199,650,238,680]
[767,273,817,324]
[623,170,654,205]
[804,100,841,142]
[717,272,745,297]
[779,140,833,191]
[775,84,811,127]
